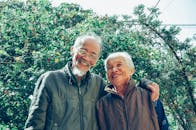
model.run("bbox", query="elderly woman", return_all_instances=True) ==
[96,52,160,130]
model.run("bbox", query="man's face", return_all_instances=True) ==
[106,56,134,88]
[71,39,100,76]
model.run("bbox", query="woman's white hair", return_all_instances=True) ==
[104,52,135,71]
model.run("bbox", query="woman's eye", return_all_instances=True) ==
[107,66,112,70]
[117,64,122,67]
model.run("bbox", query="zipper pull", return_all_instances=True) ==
[78,87,82,95]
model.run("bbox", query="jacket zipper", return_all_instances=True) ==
[78,85,84,130]
[123,99,129,130]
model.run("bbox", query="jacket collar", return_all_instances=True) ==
[104,79,136,97]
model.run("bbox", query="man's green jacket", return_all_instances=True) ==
[25,62,106,130]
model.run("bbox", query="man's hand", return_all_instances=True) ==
[147,82,160,101]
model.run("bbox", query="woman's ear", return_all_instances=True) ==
[129,68,135,76]
[106,73,110,83]
[70,46,74,56]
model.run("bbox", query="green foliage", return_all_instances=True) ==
[0,0,195,129]
[133,4,196,130]
[0,0,95,129]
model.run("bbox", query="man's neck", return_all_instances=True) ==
[76,75,82,82]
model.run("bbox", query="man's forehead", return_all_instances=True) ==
[81,41,100,52]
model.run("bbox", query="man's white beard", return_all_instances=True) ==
[72,66,86,77]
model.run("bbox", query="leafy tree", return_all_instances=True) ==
[0,0,195,129]
[0,0,95,129]
[132,4,195,130]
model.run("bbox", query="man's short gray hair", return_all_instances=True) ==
[104,52,135,71]
[73,32,102,51]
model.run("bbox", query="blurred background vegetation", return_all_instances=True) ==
[0,0,195,129]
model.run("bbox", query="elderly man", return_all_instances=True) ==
[25,33,159,130]
[96,52,160,130]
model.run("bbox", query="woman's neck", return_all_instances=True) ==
[116,84,128,96]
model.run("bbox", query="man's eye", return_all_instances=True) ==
[90,54,97,58]
[79,49,87,54]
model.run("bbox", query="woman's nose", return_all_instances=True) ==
[112,67,118,72]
